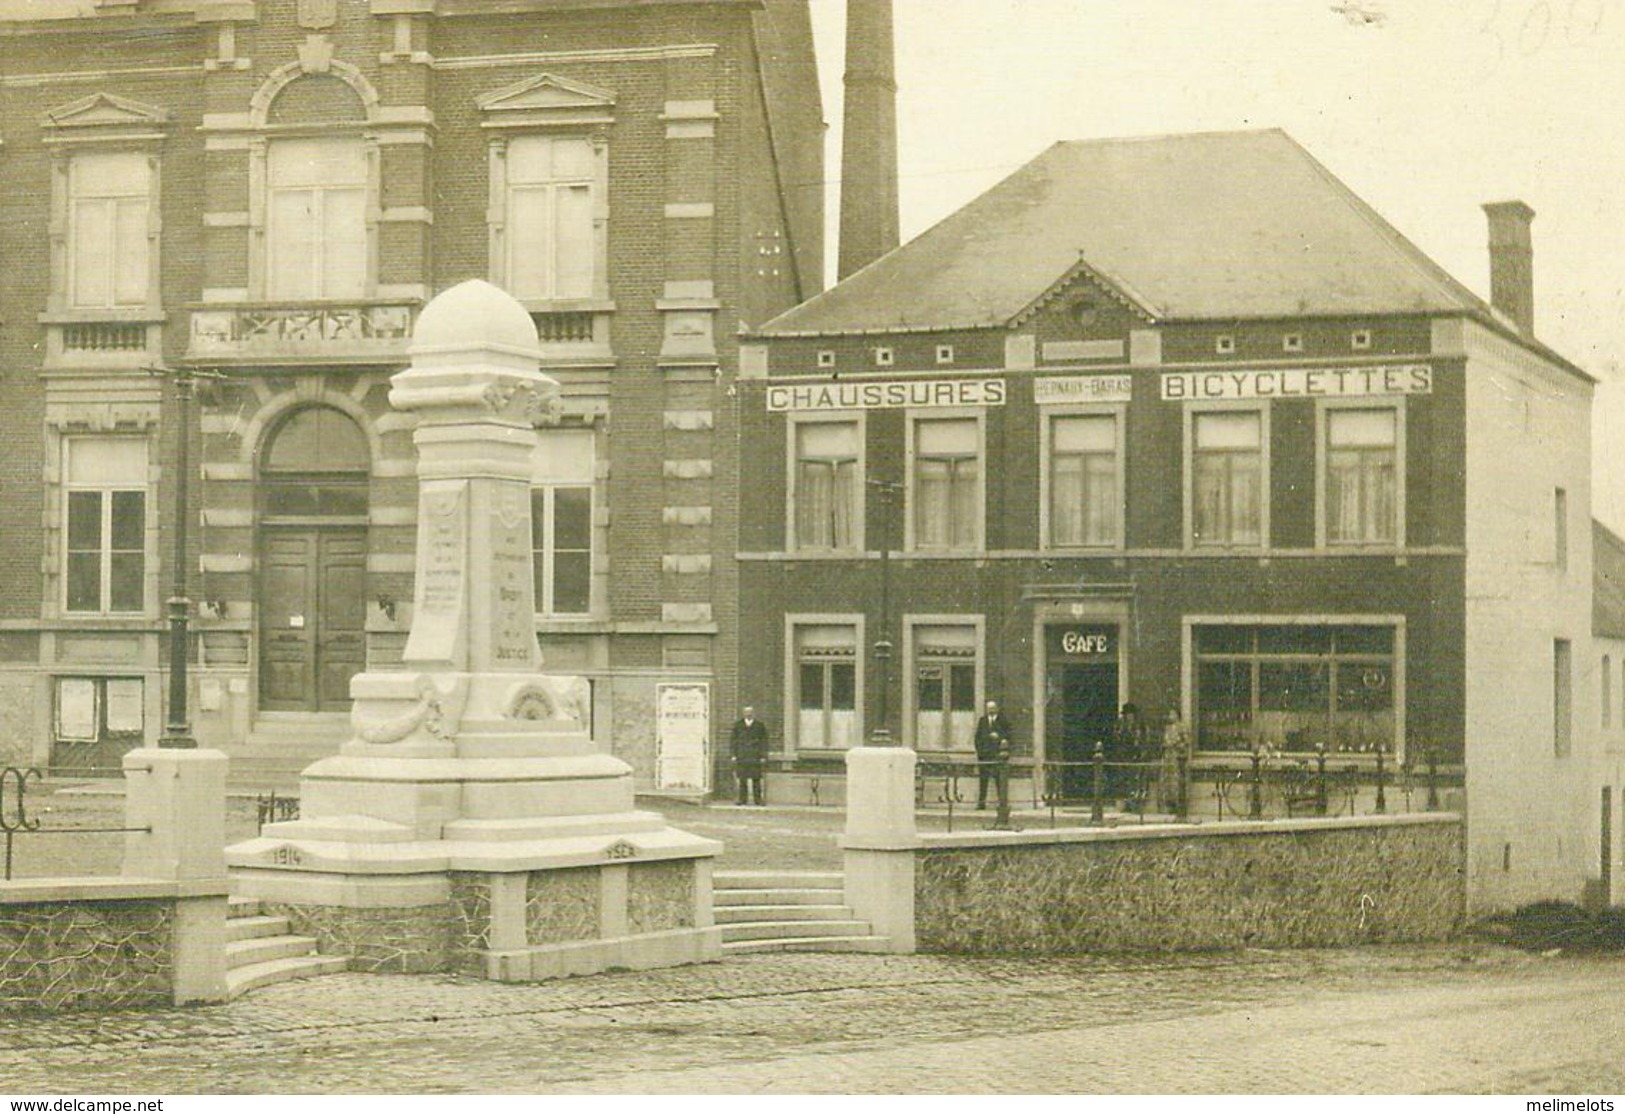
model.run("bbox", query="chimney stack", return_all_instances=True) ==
[1483,200,1536,335]
[838,0,900,280]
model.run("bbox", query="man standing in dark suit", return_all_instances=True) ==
[730,705,769,806]
[973,699,1013,811]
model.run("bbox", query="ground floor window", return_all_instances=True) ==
[913,624,978,751]
[794,624,858,750]
[1193,623,1396,755]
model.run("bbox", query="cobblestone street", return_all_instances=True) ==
[1,944,1621,1094]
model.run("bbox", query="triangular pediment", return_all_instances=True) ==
[1010,256,1161,329]
[42,92,171,132]
[477,73,616,120]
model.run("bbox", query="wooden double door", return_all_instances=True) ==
[259,527,366,711]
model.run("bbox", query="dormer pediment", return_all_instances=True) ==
[477,73,616,129]
[42,93,171,142]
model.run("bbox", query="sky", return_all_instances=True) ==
[804,0,1625,531]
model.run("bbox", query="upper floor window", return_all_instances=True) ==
[531,430,596,616]
[1324,407,1398,546]
[1191,409,1263,547]
[68,151,150,310]
[792,419,860,551]
[504,136,596,303]
[1555,638,1573,758]
[911,416,981,550]
[480,73,614,312]
[266,138,368,300]
[63,438,148,615]
[1048,412,1119,547]
[1555,487,1569,572]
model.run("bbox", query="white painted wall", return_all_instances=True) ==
[1457,318,1597,910]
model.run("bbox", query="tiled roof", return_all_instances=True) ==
[762,128,1494,335]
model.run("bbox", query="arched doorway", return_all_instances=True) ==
[257,406,369,711]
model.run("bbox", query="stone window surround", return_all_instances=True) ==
[900,615,985,753]
[41,398,162,623]
[1314,399,1407,551]
[782,612,866,757]
[1039,403,1127,553]
[479,72,615,361]
[904,407,986,554]
[785,411,867,554]
[1182,400,1271,551]
[39,93,171,368]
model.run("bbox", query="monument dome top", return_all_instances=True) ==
[411,279,540,359]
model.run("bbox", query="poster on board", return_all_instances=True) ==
[655,682,710,793]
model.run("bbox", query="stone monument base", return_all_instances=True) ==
[227,751,723,980]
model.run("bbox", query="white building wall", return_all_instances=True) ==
[1590,634,1625,907]
[1456,317,1596,910]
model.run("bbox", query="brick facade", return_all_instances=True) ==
[0,0,822,792]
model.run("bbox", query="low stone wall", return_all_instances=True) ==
[913,815,1464,953]
[0,880,185,1012]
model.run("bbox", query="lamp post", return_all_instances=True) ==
[147,365,224,750]
[866,477,903,746]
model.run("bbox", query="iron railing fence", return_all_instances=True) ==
[0,766,150,880]
[912,744,1456,833]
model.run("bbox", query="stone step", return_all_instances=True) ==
[225,914,292,943]
[225,934,319,968]
[713,887,845,907]
[712,903,855,925]
[713,870,843,890]
[722,934,893,955]
[225,955,348,1000]
[720,919,874,943]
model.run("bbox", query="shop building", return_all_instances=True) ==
[0,0,824,792]
[739,130,1600,909]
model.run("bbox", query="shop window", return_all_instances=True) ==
[1192,623,1397,755]
[68,151,151,310]
[913,625,978,751]
[1324,408,1398,545]
[792,419,860,551]
[504,135,596,303]
[63,438,148,615]
[1048,412,1119,547]
[266,138,368,300]
[794,625,858,750]
[911,416,981,550]
[532,430,595,616]
[1191,410,1263,547]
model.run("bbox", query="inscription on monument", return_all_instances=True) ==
[490,485,536,667]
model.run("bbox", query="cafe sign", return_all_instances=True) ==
[1047,625,1116,661]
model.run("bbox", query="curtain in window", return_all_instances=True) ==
[1326,409,1396,543]
[914,419,978,549]
[1193,412,1261,545]
[1051,415,1116,545]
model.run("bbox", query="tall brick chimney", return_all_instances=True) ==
[837,0,900,280]
[1483,200,1536,335]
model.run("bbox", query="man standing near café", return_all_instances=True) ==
[973,699,1013,811]
[730,705,769,806]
